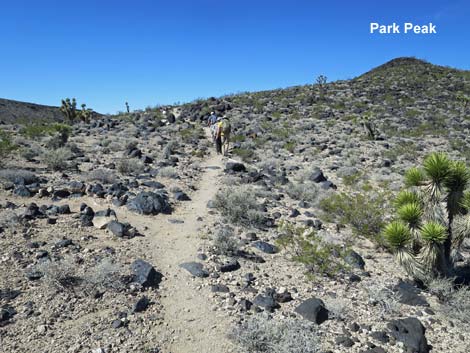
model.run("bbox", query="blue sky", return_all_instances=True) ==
[1,0,469,113]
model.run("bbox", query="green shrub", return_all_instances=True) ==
[214,185,265,227]
[0,129,17,165]
[0,169,38,184]
[286,181,319,202]
[158,166,179,179]
[42,147,73,171]
[230,315,321,353]
[232,148,254,162]
[20,123,71,141]
[212,227,239,256]
[319,192,386,245]
[276,221,349,278]
[117,158,144,175]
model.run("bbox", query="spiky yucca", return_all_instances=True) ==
[384,152,470,279]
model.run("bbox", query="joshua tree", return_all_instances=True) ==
[315,75,328,99]
[384,152,470,280]
[361,114,379,140]
[60,98,78,123]
[456,92,469,114]
[61,98,93,124]
[125,101,130,113]
[79,104,93,123]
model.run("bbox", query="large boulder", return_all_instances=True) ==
[388,317,430,353]
[130,260,162,288]
[127,191,171,215]
[294,298,329,324]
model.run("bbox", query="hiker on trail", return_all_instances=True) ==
[207,111,218,140]
[215,116,231,156]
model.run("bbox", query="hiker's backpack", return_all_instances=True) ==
[220,119,231,135]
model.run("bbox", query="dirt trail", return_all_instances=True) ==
[115,132,235,353]
[0,129,235,353]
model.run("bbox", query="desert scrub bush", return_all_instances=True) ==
[82,258,126,293]
[19,146,39,161]
[213,185,266,227]
[383,152,470,279]
[286,181,320,203]
[230,314,321,353]
[41,147,73,171]
[232,147,255,162]
[439,284,470,325]
[276,221,349,278]
[178,125,204,142]
[319,191,386,245]
[117,158,144,175]
[158,166,179,179]
[212,226,239,256]
[86,169,117,184]
[326,297,350,320]
[20,123,71,141]
[0,169,38,184]
[35,257,81,294]
[367,283,402,318]
[0,129,17,165]
[163,140,178,159]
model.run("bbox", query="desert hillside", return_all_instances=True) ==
[0,98,64,124]
[1,57,470,353]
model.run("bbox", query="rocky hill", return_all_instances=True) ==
[0,57,470,353]
[0,98,64,124]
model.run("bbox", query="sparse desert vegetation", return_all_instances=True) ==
[1,57,470,353]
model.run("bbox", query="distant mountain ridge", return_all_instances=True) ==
[0,98,63,124]
[1,57,469,125]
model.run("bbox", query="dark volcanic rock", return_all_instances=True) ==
[131,259,162,288]
[132,296,150,313]
[393,280,429,306]
[217,258,240,272]
[14,185,32,197]
[252,241,278,254]
[225,161,246,172]
[294,298,329,324]
[107,220,130,237]
[127,191,171,215]
[335,335,355,348]
[53,189,71,199]
[388,317,430,353]
[0,305,16,324]
[179,262,209,278]
[211,284,230,293]
[344,250,365,270]
[253,294,279,312]
[309,168,327,183]
[174,191,191,201]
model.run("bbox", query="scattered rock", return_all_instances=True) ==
[132,296,150,313]
[294,298,329,324]
[252,241,278,254]
[127,191,171,215]
[131,259,163,288]
[388,317,430,353]
[179,262,209,278]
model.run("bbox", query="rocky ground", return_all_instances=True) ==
[1,57,470,353]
